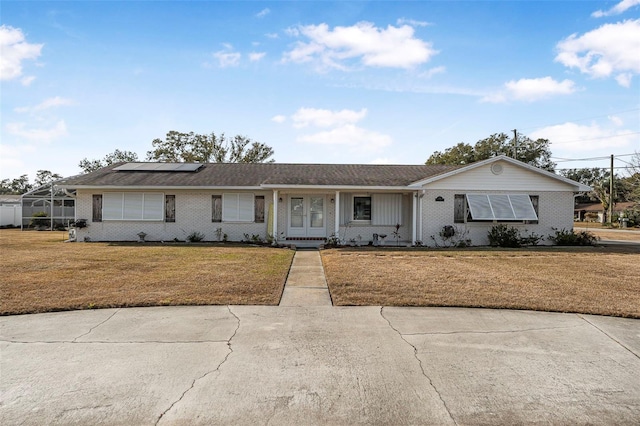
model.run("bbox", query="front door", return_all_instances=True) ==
[287,196,326,238]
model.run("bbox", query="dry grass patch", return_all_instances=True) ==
[322,246,640,318]
[574,227,640,242]
[1,230,294,315]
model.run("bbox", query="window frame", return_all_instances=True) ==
[454,194,539,224]
[352,195,372,222]
[222,193,255,223]
[102,192,165,221]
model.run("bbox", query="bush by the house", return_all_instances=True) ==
[29,212,49,229]
[487,224,544,248]
[547,228,599,246]
[186,231,205,242]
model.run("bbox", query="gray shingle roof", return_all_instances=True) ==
[58,163,461,188]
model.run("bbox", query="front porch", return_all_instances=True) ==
[270,189,419,247]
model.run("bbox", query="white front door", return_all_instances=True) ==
[287,196,326,238]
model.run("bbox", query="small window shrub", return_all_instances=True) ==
[487,224,522,248]
[186,231,205,242]
[547,228,599,246]
[430,225,472,248]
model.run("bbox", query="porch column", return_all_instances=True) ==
[334,190,340,239]
[412,191,417,245]
[272,190,278,244]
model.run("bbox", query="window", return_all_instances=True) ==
[454,194,538,223]
[525,196,539,224]
[222,193,254,222]
[212,195,222,222]
[353,196,371,221]
[92,195,102,222]
[165,195,175,222]
[103,193,164,221]
[254,196,265,223]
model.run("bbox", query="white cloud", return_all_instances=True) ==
[213,45,241,68]
[0,25,43,81]
[291,107,367,128]
[481,77,576,103]
[249,52,266,62]
[297,124,392,150]
[396,18,431,27]
[419,66,446,79]
[265,33,279,39]
[283,22,437,70]
[592,0,640,17]
[21,75,36,86]
[609,115,624,126]
[271,115,287,123]
[5,120,68,143]
[15,96,73,113]
[256,8,270,18]
[530,122,636,152]
[555,19,640,86]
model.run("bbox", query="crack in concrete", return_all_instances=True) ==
[401,325,580,336]
[578,315,640,360]
[155,305,241,425]
[72,309,120,342]
[380,307,457,425]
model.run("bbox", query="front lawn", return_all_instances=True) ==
[322,246,640,318]
[0,230,294,315]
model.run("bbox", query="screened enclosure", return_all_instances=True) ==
[21,183,76,230]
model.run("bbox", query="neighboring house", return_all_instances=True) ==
[57,155,590,246]
[575,201,638,223]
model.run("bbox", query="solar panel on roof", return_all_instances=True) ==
[113,163,203,172]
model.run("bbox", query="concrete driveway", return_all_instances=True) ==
[1,306,639,425]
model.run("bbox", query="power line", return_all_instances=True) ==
[551,153,638,162]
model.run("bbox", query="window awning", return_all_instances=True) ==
[466,194,538,221]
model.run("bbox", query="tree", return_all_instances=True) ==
[560,167,637,223]
[426,132,556,171]
[0,175,32,195]
[34,170,63,187]
[78,149,139,173]
[146,131,275,163]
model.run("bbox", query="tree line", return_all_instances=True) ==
[1,131,275,194]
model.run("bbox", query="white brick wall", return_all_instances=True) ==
[420,190,575,246]
[76,190,271,242]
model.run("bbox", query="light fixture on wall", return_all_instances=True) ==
[330,198,335,203]
[278,197,283,203]
[435,196,445,202]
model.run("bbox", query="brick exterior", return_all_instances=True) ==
[420,190,575,246]
[76,190,271,242]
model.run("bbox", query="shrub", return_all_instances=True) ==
[488,224,522,248]
[487,225,544,248]
[30,212,49,228]
[430,225,472,248]
[547,228,599,246]
[186,231,205,242]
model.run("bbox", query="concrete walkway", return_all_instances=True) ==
[279,250,332,307]
[1,306,639,425]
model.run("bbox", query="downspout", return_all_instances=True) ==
[272,190,278,244]
[50,182,54,231]
[334,190,340,240]
[411,191,417,245]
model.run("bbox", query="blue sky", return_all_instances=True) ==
[1,1,639,181]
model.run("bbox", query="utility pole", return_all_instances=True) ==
[609,154,614,225]
[513,129,518,159]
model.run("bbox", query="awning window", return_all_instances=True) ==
[466,194,538,221]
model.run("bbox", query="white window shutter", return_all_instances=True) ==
[103,193,124,220]
[238,193,254,222]
[143,193,164,220]
[467,194,493,220]
[123,193,144,220]
[372,194,402,225]
[222,193,238,221]
[510,194,538,220]
[488,195,516,220]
